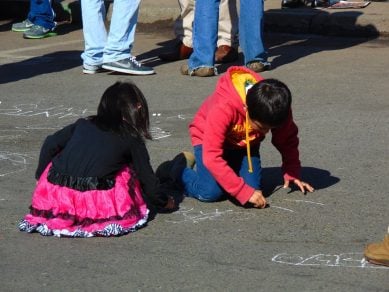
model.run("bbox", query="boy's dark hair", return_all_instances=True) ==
[91,81,151,140]
[246,79,292,127]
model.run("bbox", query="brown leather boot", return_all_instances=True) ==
[215,45,238,63]
[364,234,389,267]
[159,42,193,62]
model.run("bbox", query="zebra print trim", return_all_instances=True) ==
[18,211,148,238]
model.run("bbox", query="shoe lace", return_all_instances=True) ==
[29,25,45,32]
[129,56,142,67]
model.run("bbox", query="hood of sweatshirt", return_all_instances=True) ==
[215,66,263,116]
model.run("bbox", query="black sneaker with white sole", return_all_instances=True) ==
[102,57,154,75]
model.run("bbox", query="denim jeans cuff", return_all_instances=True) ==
[189,66,218,76]
[246,60,271,67]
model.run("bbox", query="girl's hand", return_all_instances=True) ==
[284,179,314,194]
[248,190,267,208]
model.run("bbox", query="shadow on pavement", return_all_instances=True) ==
[260,166,340,197]
[148,10,379,73]
[226,166,339,207]
[0,50,81,84]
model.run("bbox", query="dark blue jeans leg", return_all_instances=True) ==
[239,0,267,65]
[188,0,219,70]
[224,148,262,190]
[182,145,224,202]
[28,0,55,30]
[182,145,261,202]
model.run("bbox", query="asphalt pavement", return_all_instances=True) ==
[0,6,389,292]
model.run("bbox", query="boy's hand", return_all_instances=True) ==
[248,190,267,208]
[283,179,314,194]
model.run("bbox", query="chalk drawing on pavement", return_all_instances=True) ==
[272,252,389,269]
[0,103,89,119]
[165,206,256,224]
[0,151,34,177]
[0,129,28,141]
[150,126,171,140]
[284,199,325,206]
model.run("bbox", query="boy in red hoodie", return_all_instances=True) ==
[181,66,314,208]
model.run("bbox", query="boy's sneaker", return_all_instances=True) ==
[12,19,34,32]
[156,152,195,183]
[23,25,54,39]
[182,151,195,169]
[102,57,154,75]
[82,64,104,74]
[364,234,389,267]
[246,61,271,73]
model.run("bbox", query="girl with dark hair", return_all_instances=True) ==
[19,81,189,237]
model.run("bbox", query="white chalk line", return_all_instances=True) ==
[284,199,325,206]
[271,205,295,212]
[0,103,89,119]
[0,151,34,177]
[166,207,256,224]
[272,252,389,269]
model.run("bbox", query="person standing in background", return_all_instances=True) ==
[364,227,389,267]
[159,0,239,64]
[80,0,154,75]
[181,0,270,77]
[11,0,56,39]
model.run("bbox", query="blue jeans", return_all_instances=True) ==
[81,0,141,66]
[28,0,55,30]
[182,145,262,202]
[188,0,267,71]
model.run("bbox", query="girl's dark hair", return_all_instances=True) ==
[91,81,151,140]
[246,79,292,127]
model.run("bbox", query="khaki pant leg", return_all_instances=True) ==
[174,0,194,47]
[218,0,239,47]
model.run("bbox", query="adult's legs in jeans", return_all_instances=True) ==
[103,0,141,63]
[239,0,268,65]
[81,0,107,66]
[182,145,261,202]
[175,0,237,48]
[28,0,55,30]
[188,0,220,70]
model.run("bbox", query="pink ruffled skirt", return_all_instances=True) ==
[19,164,149,237]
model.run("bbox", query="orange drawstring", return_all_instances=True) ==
[245,111,253,173]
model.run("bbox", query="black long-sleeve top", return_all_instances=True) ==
[36,118,169,208]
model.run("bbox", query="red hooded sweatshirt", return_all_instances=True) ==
[189,66,301,205]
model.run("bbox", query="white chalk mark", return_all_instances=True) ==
[166,207,255,224]
[150,126,171,140]
[165,114,193,120]
[272,252,389,269]
[284,199,325,206]
[0,103,89,119]
[16,125,62,130]
[0,129,28,141]
[0,151,33,177]
[271,205,295,212]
